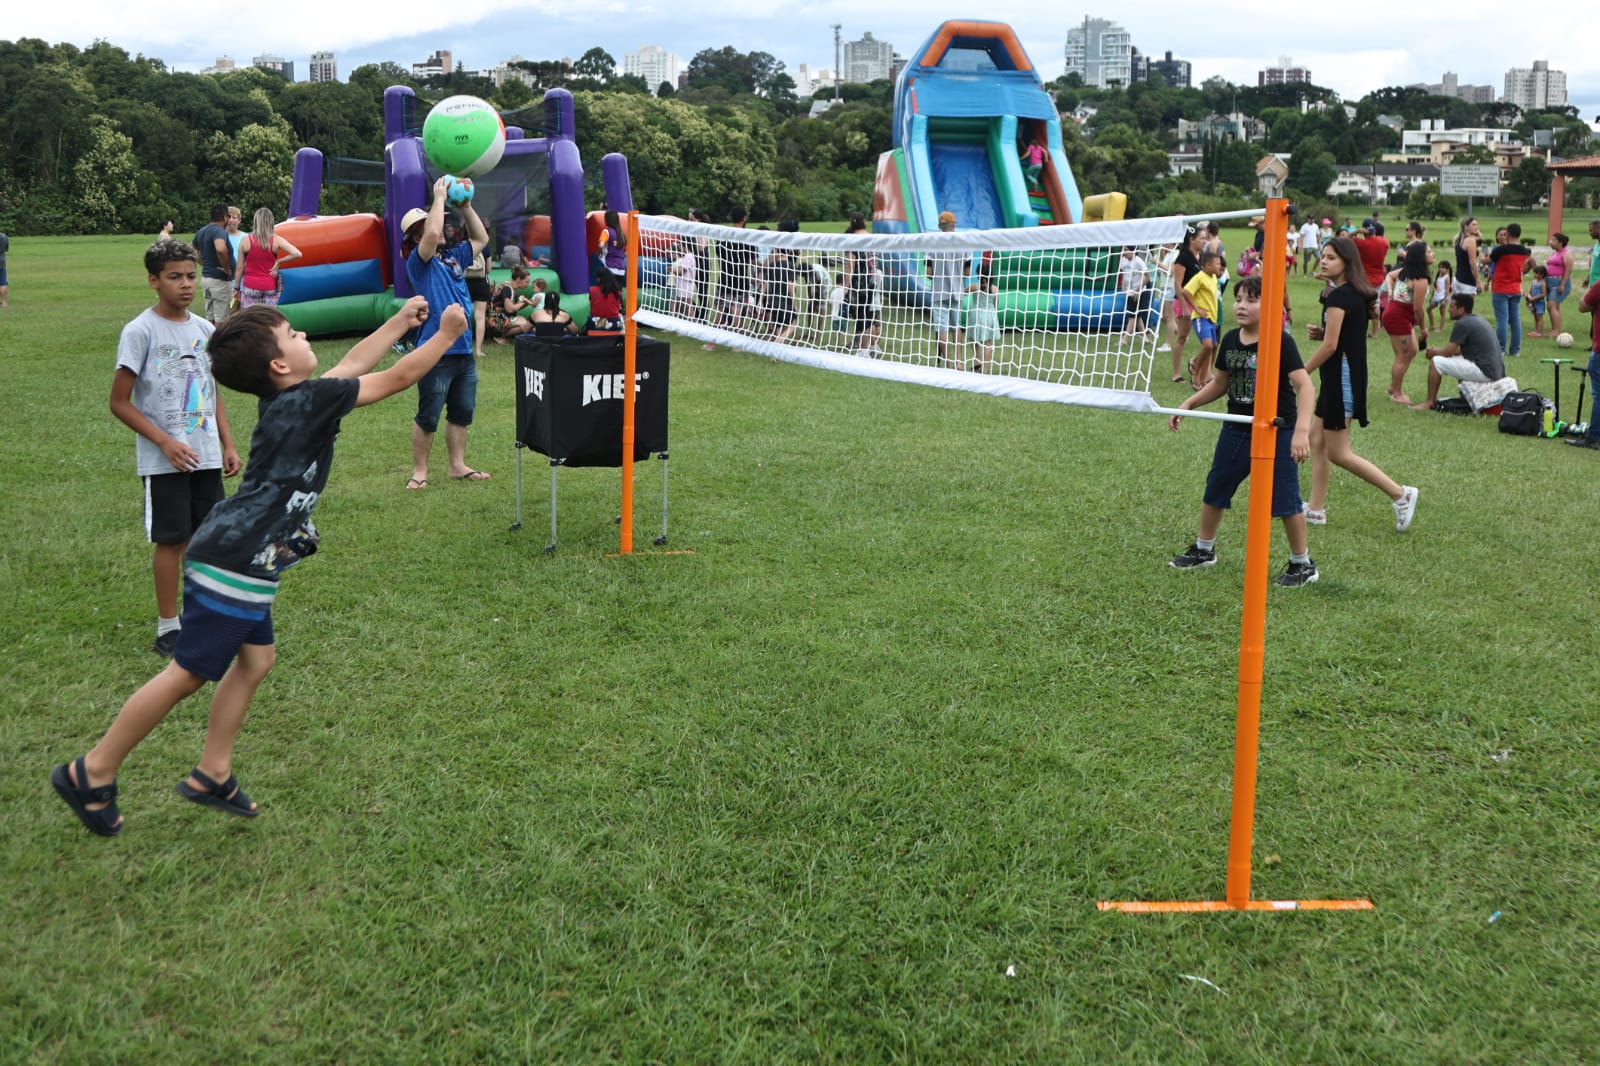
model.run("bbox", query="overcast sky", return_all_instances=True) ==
[13,4,1600,118]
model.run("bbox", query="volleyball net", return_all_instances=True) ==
[630,214,1217,418]
[621,201,1369,912]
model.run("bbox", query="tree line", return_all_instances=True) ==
[2,36,1595,237]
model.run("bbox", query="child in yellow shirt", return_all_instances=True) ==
[1183,252,1225,387]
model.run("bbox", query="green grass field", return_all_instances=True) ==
[3,234,1597,1063]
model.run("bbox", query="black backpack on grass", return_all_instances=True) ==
[1498,391,1546,436]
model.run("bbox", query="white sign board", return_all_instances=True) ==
[1441,165,1501,198]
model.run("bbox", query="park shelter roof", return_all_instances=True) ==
[1545,154,1600,176]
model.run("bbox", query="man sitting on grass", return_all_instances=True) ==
[1411,294,1505,412]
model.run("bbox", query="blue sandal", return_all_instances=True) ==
[175,767,259,818]
[51,755,122,837]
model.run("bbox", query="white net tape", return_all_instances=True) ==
[632,214,1190,413]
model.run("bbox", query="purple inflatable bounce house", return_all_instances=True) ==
[289,85,633,301]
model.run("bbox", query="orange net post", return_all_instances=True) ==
[1099,200,1373,916]
[619,212,640,555]
[1223,198,1289,907]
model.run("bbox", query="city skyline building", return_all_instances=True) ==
[251,54,293,81]
[1259,57,1311,86]
[1063,17,1133,88]
[1504,60,1567,112]
[1148,50,1191,88]
[412,50,453,80]
[624,45,680,95]
[308,50,336,83]
[842,32,894,84]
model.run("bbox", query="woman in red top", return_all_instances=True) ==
[237,208,302,308]
[587,269,624,332]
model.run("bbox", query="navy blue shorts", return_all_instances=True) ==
[172,565,276,681]
[1202,424,1303,518]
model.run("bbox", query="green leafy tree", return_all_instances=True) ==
[277,81,383,163]
[72,116,139,232]
[1200,134,1258,190]
[201,120,296,215]
[494,78,536,111]
[1449,143,1496,165]
[348,61,418,99]
[1404,181,1462,220]
[571,47,617,87]
[1291,148,1338,200]
[2,57,98,184]
[1480,101,1521,127]
[1503,157,1547,208]
[571,90,777,217]
[1082,125,1171,213]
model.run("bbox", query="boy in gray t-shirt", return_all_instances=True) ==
[111,239,240,656]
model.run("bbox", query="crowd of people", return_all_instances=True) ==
[1162,207,1600,591]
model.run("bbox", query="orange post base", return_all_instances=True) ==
[1098,898,1374,913]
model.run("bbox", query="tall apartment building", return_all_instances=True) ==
[1063,17,1133,88]
[1504,60,1567,112]
[413,50,454,80]
[201,55,237,75]
[624,45,680,95]
[842,32,894,83]
[308,51,337,83]
[251,54,293,81]
[1259,57,1311,86]
[1148,50,1191,88]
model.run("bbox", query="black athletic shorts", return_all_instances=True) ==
[144,469,224,545]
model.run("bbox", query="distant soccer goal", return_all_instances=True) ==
[631,214,1197,417]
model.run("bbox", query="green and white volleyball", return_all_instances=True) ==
[422,95,506,178]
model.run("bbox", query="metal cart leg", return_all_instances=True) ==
[511,443,524,531]
[655,451,670,546]
[546,460,559,554]
[1573,364,1590,437]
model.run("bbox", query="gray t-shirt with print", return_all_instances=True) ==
[115,308,222,476]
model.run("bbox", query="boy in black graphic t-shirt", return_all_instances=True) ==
[52,297,467,836]
[1165,276,1320,588]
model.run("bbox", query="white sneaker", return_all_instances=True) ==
[1393,486,1419,532]
[1156,343,1172,352]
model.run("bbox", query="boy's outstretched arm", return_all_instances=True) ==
[1168,371,1229,431]
[326,296,431,379]
[352,304,469,408]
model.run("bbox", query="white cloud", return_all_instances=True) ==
[10,5,1600,110]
